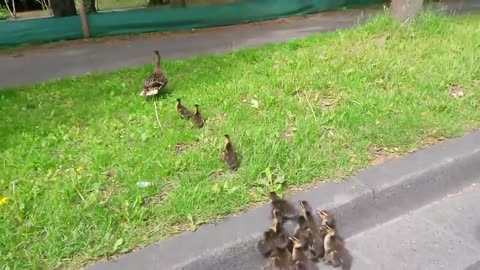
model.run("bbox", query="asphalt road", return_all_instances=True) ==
[347,182,480,270]
[0,8,380,88]
[1,0,479,89]
[177,182,480,270]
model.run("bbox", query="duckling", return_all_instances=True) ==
[269,192,298,220]
[191,104,205,128]
[289,236,310,264]
[323,225,342,267]
[220,134,238,170]
[272,208,285,229]
[298,200,324,259]
[316,209,335,248]
[258,211,287,257]
[257,228,277,257]
[268,255,283,270]
[293,216,310,239]
[268,249,293,270]
[141,50,168,97]
[175,98,193,119]
[293,261,307,270]
[317,209,336,229]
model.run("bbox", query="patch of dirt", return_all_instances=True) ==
[318,96,338,110]
[283,123,296,142]
[143,181,175,207]
[174,140,201,155]
[105,169,116,179]
[174,143,189,155]
[208,169,225,180]
[294,90,338,110]
[421,136,445,147]
[369,147,401,166]
[448,83,466,99]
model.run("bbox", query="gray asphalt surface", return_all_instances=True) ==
[0,8,380,88]
[1,0,479,88]
[347,182,480,270]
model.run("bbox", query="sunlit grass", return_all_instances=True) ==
[0,11,479,269]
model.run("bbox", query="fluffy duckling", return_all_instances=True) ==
[268,246,293,270]
[191,104,205,128]
[289,236,310,265]
[220,134,238,170]
[323,225,342,267]
[293,216,311,239]
[141,50,168,97]
[293,261,307,270]
[269,192,298,220]
[317,210,336,229]
[287,215,312,256]
[257,227,278,257]
[316,209,335,248]
[299,200,324,259]
[258,210,287,257]
[175,98,193,119]
[268,255,286,270]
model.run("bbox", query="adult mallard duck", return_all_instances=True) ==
[140,50,168,97]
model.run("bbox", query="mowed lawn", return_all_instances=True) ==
[1,12,479,269]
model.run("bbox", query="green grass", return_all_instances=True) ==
[0,6,10,20]
[1,11,480,270]
[98,0,146,10]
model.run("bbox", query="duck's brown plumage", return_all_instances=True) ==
[257,219,288,258]
[299,200,324,259]
[290,236,310,264]
[269,192,298,220]
[176,98,193,119]
[221,134,238,170]
[323,226,342,267]
[192,104,205,128]
[141,50,168,97]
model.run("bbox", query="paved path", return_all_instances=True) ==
[0,8,380,88]
[347,182,480,270]
[1,0,479,88]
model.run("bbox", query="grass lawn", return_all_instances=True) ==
[1,12,480,269]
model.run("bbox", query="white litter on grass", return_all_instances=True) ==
[251,99,259,109]
[136,181,152,188]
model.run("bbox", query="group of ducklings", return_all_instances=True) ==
[140,50,238,170]
[258,192,345,270]
[140,51,345,268]
[176,98,239,170]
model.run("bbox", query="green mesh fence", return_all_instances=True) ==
[0,0,383,48]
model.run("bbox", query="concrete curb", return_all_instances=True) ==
[86,130,480,270]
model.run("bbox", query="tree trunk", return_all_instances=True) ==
[84,0,96,13]
[390,0,423,22]
[50,0,76,17]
